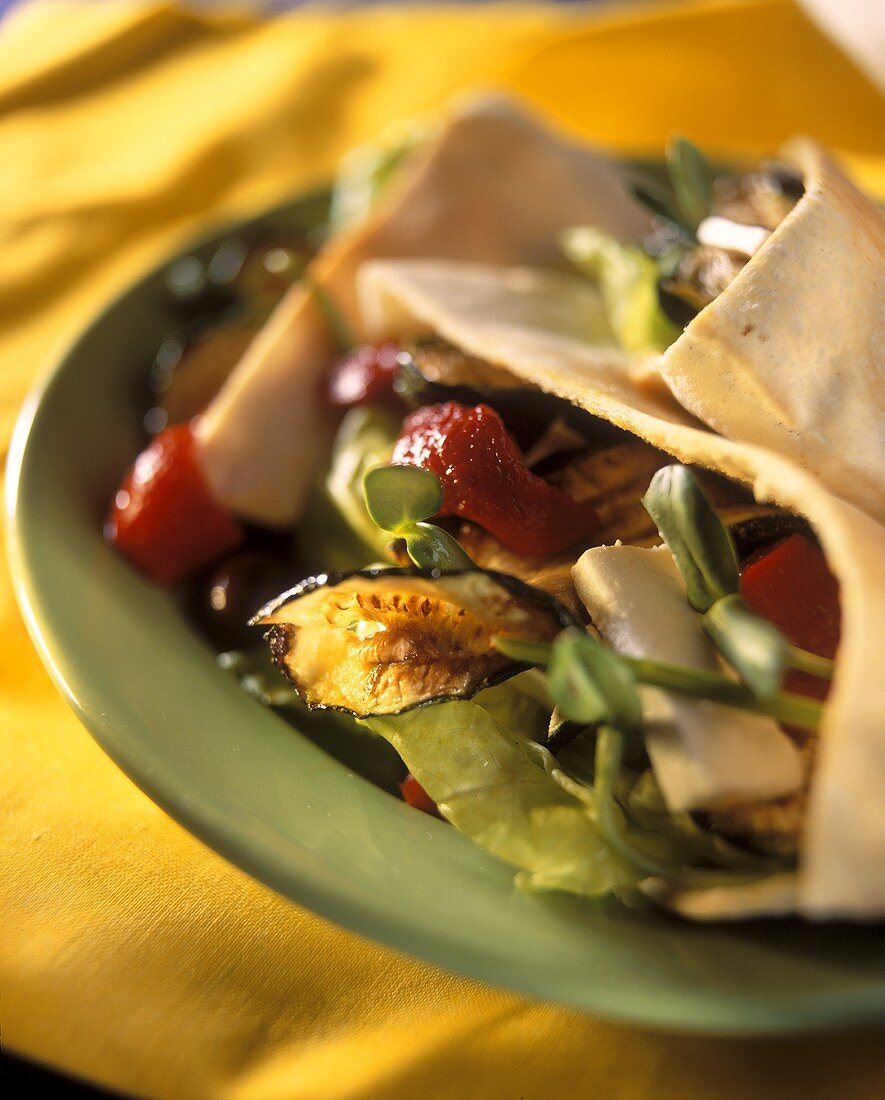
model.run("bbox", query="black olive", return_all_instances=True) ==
[184,529,300,652]
[164,254,238,320]
[730,512,816,563]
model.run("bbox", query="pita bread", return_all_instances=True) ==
[195,95,650,524]
[358,256,885,919]
[658,139,885,525]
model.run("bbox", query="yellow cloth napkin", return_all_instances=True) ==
[2,2,884,1096]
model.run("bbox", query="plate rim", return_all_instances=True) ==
[7,193,885,1039]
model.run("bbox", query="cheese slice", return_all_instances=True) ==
[572,544,803,813]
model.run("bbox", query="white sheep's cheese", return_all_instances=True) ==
[572,544,803,813]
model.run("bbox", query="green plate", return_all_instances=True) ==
[7,192,885,1036]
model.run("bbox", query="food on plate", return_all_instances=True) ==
[109,96,652,581]
[255,567,574,716]
[106,96,885,921]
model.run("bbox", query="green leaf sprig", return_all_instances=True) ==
[627,137,715,239]
[666,136,714,233]
[642,464,739,612]
[547,628,642,743]
[363,465,474,570]
[642,464,833,698]
[304,274,355,351]
[496,632,806,886]
[493,632,822,733]
[702,593,787,701]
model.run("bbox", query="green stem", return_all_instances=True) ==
[491,638,822,732]
[626,658,822,731]
[492,637,554,665]
[304,275,355,350]
[593,727,768,887]
[787,645,835,680]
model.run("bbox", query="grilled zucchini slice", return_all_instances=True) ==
[252,567,576,716]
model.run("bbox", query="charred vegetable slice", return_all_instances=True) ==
[394,341,619,451]
[547,441,674,547]
[252,568,577,716]
[726,509,815,562]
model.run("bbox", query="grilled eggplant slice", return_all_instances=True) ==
[548,442,674,547]
[396,340,522,399]
[252,567,576,716]
[727,509,815,562]
[395,341,623,452]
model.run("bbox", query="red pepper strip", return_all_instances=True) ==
[106,422,244,585]
[391,402,599,557]
[399,774,441,817]
[327,343,402,409]
[740,533,840,701]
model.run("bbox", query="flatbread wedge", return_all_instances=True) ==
[356,256,885,920]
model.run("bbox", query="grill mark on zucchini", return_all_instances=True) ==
[253,568,577,716]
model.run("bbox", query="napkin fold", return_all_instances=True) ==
[2,2,884,1097]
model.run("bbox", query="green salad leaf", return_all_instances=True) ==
[329,120,429,234]
[563,225,680,353]
[365,699,642,898]
[474,673,552,744]
[297,477,379,574]
[666,136,714,233]
[326,407,401,559]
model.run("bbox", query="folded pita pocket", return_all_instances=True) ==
[195,95,650,525]
[357,256,885,920]
[658,139,885,525]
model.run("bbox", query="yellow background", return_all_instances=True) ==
[2,2,884,1096]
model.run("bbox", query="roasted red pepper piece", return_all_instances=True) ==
[106,422,244,585]
[327,343,402,408]
[399,774,441,817]
[391,401,599,557]
[740,533,840,700]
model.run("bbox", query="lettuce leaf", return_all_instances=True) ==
[325,406,401,559]
[364,699,642,897]
[475,671,551,742]
[552,734,788,884]
[296,471,378,574]
[329,120,430,233]
[563,226,680,353]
